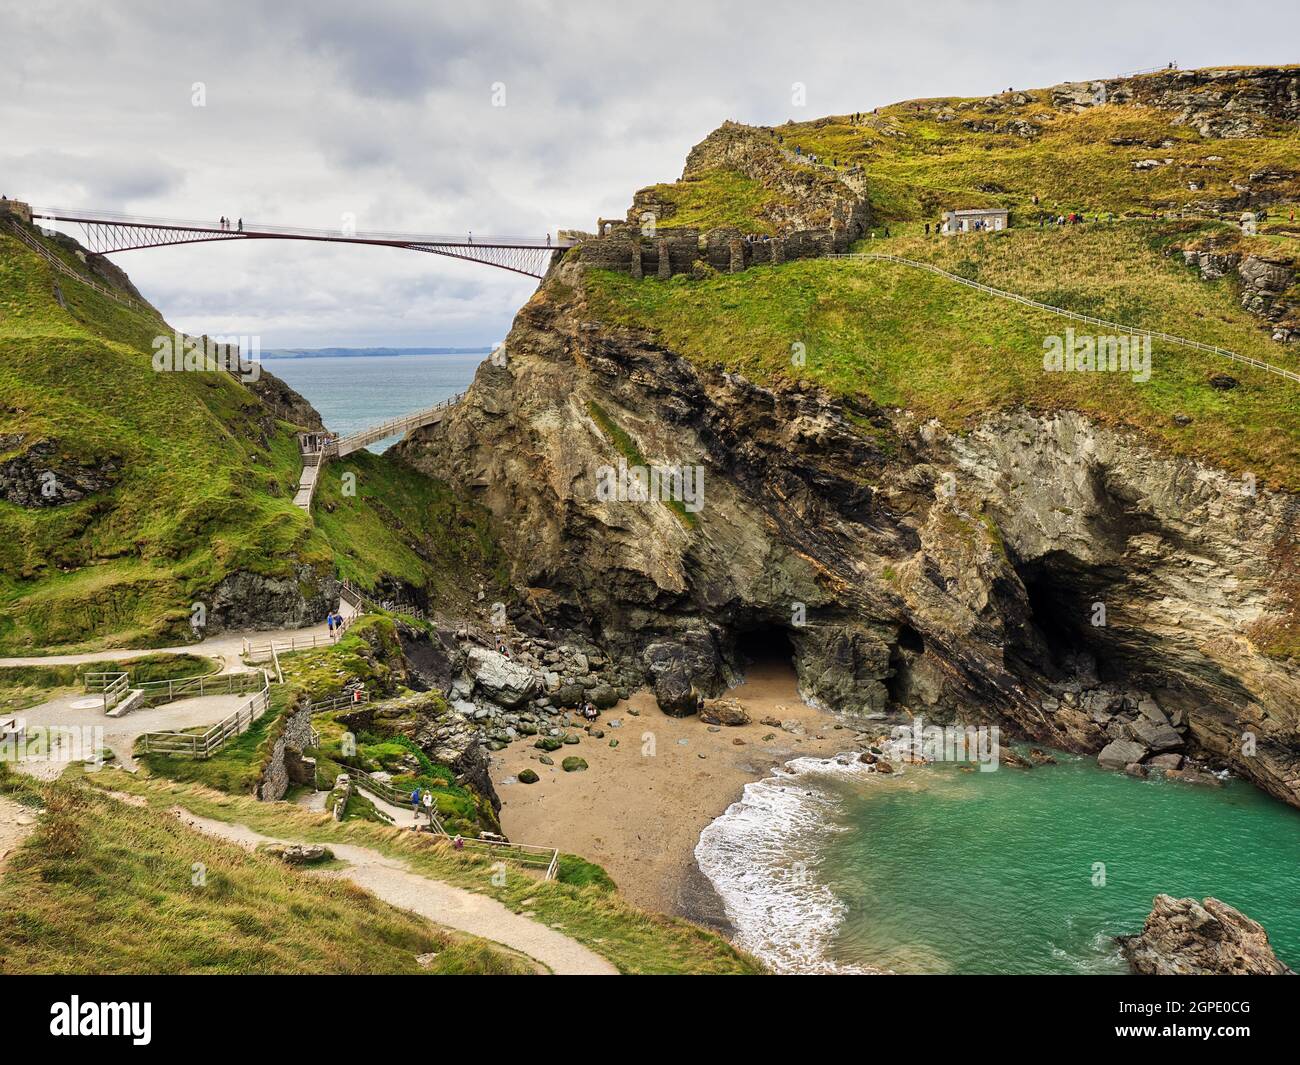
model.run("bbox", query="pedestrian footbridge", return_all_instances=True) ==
[293,392,464,510]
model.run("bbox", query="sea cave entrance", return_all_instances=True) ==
[1009,550,1129,684]
[732,624,795,670]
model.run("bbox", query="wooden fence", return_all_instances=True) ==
[138,672,271,759]
[84,671,130,713]
[4,217,153,315]
[307,690,370,716]
[134,669,265,707]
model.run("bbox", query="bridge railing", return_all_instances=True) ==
[32,207,571,248]
[329,392,463,456]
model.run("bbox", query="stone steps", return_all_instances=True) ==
[105,688,146,718]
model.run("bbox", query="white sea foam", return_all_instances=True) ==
[695,753,883,974]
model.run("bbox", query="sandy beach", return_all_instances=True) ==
[489,660,863,918]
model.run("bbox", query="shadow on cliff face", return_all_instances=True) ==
[1006,549,1130,684]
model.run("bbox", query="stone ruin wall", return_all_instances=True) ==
[574,223,850,279]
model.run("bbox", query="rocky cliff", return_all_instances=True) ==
[1073,66,1300,140]
[394,245,1300,807]
[394,72,1300,811]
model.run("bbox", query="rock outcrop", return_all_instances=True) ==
[247,369,324,432]
[395,249,1300,808]
[581,121,869,279]
[1053,67,1300,140]
[207,564,333,635]
[1119,895,1295,975]
[338,690,501,818]
[1180,238,1300,342]
[674,121,869,236]
[0,438,122,506]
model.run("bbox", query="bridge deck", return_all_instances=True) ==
[31,208,573,279]
[293,393,464,511]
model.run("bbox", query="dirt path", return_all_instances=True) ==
[169,807,618,976]
[10,691,248,777]
[0,795,39,875]
[0,616,349,670]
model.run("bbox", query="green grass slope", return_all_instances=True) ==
[0,224,500,652]
[587,221,1300,489]
[78,769,766,975]
[0,767,535,974]
[638,67,1300,236]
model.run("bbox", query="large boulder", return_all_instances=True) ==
[589,683,620,709]
[258,842,332,865]
[465,646,539,708]
[643,634,723,717]
[1098,738,1148,770]
[792,624,892,716]
[1124,718,1182,751]
[1119,895,1294,975]
[699,698,751,726]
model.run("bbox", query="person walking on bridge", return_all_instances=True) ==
[237,217,243,232]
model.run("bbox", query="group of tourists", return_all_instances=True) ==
[324,610,345,640]
[216,216,242,232]
[1038,211,1108,227]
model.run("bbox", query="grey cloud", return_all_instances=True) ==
[2,0,1297,346]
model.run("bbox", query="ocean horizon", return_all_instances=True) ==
[263,351,482,449]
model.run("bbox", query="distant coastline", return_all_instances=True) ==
[263,346,495,359]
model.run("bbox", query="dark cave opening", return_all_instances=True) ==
[1009,551,1124,683]
[732,624,795,669]
[896,621,926,655]
[886,622,927,708]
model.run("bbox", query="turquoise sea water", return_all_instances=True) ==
[697,751,1300,974]
[262,353,482,450]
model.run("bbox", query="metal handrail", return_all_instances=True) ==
[826,252,1300,384]
[32,207,573,249]
[1115,63,1177,78]
[329,392,464,456]
[3,217,151,313]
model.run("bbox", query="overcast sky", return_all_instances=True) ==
[2,0,1297,347]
